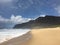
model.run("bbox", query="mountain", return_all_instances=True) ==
[13,15,60,29]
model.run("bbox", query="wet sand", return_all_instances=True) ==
[0,31,31,45]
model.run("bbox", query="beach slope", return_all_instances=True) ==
[25,27,60,45]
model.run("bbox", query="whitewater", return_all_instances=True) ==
[0,29,30,43]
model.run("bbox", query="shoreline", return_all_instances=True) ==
[1,27,60,45]
[0,30,31,45]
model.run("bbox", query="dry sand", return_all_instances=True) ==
[25,27,60,45]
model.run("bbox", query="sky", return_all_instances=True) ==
[0,0,60,28]
[0,0,60,18]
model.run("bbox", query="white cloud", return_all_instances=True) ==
[0,15,31,28]
[39,14,46,17]
[0,16,9,22]
[10,14,31,24]
[0,15,31,24]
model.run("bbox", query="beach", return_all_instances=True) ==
[1,27,60,45]
[25,27,60,45]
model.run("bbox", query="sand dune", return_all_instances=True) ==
[25,27,60,45]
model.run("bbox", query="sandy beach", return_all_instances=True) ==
[25,27,60,45]
[1,27,60,45]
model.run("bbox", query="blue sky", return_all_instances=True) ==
[0,0,60,18]
[0,0,60,28]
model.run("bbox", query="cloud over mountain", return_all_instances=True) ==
[0,15,31,28]
[10,14,31,24]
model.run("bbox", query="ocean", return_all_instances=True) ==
[0,29,30,43]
